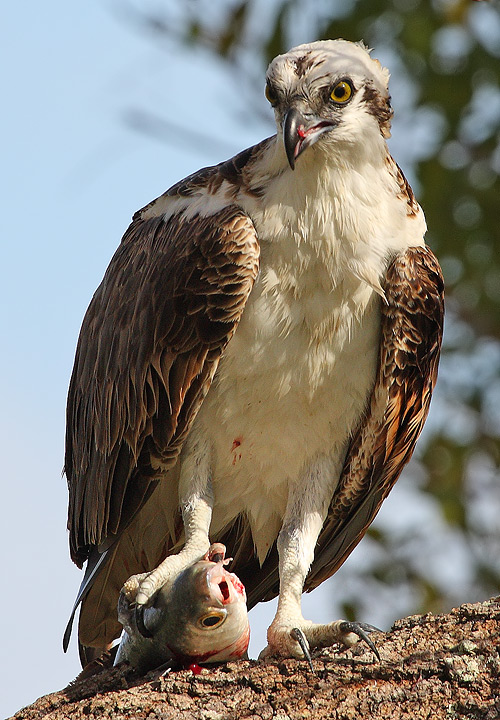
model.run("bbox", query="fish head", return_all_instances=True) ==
[151,556,249,664]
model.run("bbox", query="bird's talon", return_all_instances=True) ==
[291,628,315,672]
[135,591,150,607]
[135,604,154,639]
[339,620,380,661]
[360,622,382,633]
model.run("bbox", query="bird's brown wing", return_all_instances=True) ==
[243,245,444,607]
[65,202,260,570]
[306,244,444,590]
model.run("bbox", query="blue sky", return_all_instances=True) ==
[1,4,229,714]
[1,4,281,715]
[2,2,488,717]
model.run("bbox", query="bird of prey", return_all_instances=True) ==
[64,39,444,665]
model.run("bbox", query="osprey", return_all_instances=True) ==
[64,39,444,665]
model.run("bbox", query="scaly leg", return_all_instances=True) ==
[121,436,213,612]
[259,454,379,665]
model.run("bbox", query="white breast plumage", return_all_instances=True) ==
[193,165,387,560]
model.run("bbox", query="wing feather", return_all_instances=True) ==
[65,202,260,568]
[305,244,445,590]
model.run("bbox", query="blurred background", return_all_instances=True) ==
[2,0,499,716]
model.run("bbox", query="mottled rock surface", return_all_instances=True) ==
[11,598,500,720]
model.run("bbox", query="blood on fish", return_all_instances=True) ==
[228,626,251,657]
[231,577,245,595]
[115,543,249,672]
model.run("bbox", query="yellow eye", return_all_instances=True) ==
[265,82,278,106]
[330,80,353,104]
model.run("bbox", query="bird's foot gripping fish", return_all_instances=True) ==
[114,543,249,673]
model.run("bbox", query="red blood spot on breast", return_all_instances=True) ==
[231,437,242,452]
[189,663,203,675]
[231,437,243,464]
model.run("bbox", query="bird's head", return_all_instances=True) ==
[265,40,392,169]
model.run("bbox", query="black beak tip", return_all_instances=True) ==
[284,107,303,171]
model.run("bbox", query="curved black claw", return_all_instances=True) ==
[291,627,315,673]
[339,621,381,661]
[135,604,154,639]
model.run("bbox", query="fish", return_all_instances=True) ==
[113,543,249,673]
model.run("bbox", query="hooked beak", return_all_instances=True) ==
[283,107,336,170]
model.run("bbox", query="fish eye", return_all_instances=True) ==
[330,80,353,104]
[199,612,226,629]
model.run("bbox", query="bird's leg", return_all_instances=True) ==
[122,437,213,610]
[259,455,379,664]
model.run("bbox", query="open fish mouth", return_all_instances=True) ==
[220,581,230,602]
[207,562,247,607]
[204,542,247,607]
